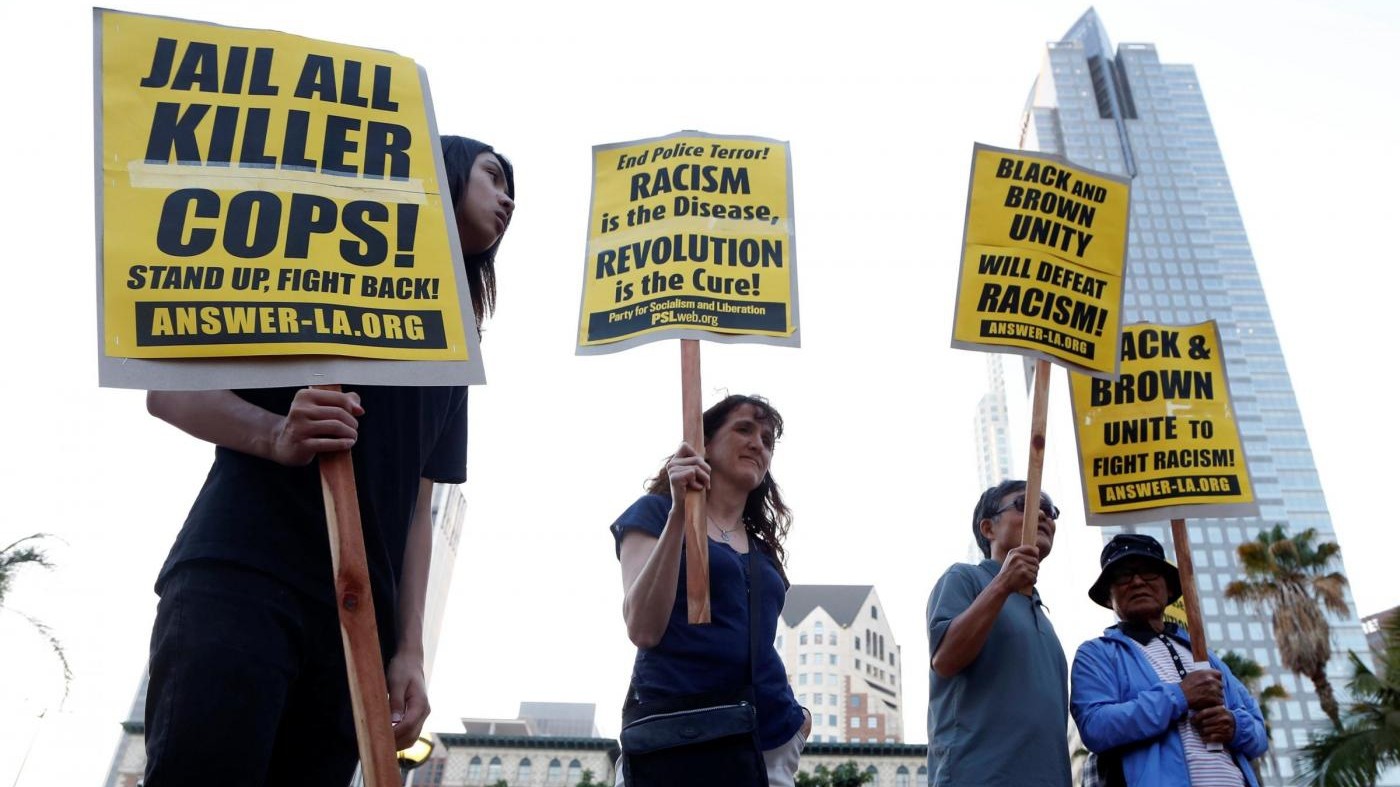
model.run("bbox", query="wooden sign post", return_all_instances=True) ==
[95,13,483,784]
[577,133,800,626]
[1168,517,1224,751]
[681,341,711,624]
[1019,359,1053,594]
[316,384,402,787]
[1169,518,1209,663]
[950,146,1132,596]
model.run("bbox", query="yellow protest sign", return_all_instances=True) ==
[96,10,481,388]
[576,132,798,353]
[1163,596,1189,629]
[951,144,1130,375]
[1070,321,1258,525]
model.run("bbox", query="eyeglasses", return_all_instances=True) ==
[1110,567,1163,586]
[992,495,1060,521]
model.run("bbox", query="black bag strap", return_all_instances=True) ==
[624,536,766,709]
[746,547,762,686]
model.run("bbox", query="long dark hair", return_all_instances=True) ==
[646,394,792,580]
[440,135,515,326]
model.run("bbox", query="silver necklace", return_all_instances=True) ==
[708,516,741,542]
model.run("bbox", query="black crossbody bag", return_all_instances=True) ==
[619,551,769,787]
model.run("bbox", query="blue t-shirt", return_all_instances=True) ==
[611,494,804,750]
[925,559,1071,787]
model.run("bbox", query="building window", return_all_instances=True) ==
[567,759,582,783]
[548,758,562,784]
[800,634,808,645]
[917,765,929,787]
[487,757,502,782]
[829,694,837,706]
[850,717,860,728]
[828,714,837,727]
[517,758,532,783]
[871,605,878,619]
[800,654,808,665]
[467,756,483,782]
[896,765,911,787]
[852,696,862,708]
[866,765,880,786]
[868,716,878,728]
[830,654,839,666]
[814,693,823,705]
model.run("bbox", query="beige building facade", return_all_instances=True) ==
[775,585,904,743]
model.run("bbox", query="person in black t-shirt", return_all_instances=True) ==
[142,137,514,786]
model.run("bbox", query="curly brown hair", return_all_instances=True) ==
[646,394,792,581]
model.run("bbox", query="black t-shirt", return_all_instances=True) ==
[156,384,468,648]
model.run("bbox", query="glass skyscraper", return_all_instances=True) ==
[1021,11,1371,785]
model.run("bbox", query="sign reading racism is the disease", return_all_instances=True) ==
[952,144,1131,376]
[96,10,481,389]
[576,132,799,353]
[1069,321,1257,526]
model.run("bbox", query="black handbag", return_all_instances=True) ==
[620,551,769,787]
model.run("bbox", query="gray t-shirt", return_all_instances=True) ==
[926,559,1071,787]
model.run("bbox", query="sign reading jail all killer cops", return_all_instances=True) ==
[1069,321,1258,526]
[952,143,1130,376]
[96,9,482,389]
[577,131,799,353]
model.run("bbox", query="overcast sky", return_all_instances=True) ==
[2,0,1397,783]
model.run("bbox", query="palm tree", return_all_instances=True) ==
[1224,524,1349,730]
[1221,649,1289,781]
[0,533,71,701]
[1296,613,1400,787]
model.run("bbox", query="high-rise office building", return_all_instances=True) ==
[969,355,1015,562]
[776,585,904,743]
[974,355,1013,492]
[1021,11,1372,785]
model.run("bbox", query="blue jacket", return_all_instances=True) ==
[1071,625,1267,787]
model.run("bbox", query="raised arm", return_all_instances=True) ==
[930,546,1039,677]
[619,443,708,649]
[147,388,363,465]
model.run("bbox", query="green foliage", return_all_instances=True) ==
[0,533,70,702]
[1297,614,1400,787]
[796,760,874,787]
[575,769,608,787]
[1224,524,1348,730]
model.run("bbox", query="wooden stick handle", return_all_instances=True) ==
[1170,518,1209,663]
[680,341,711,624]
[1169,518,1222,751]
[314,384,402,787]
[1020,359,1052,595]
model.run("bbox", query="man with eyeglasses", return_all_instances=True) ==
[1071,533,1267,786]
[924,479,1072,786]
